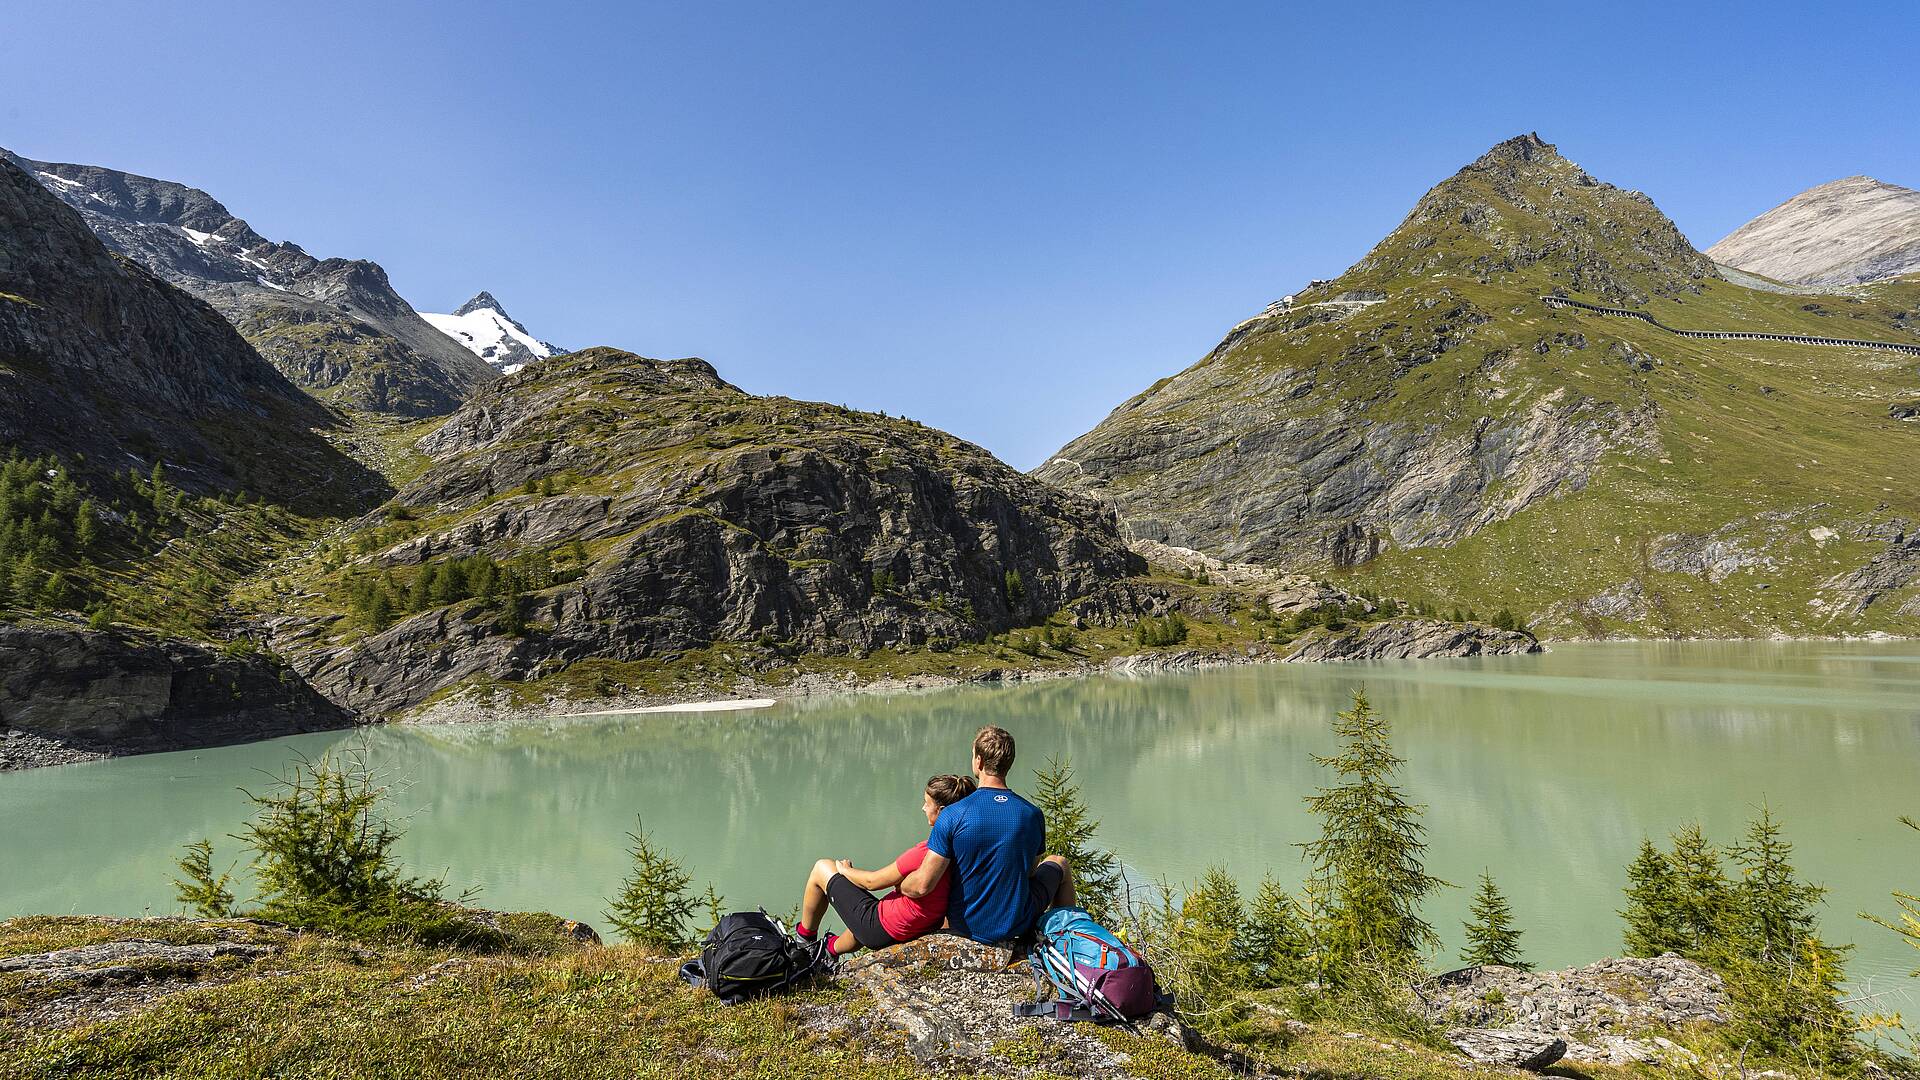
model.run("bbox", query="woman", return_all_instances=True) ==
[793,773,977,959]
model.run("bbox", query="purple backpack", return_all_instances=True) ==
[1015,906,1165,1024]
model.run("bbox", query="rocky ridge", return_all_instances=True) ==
[267,347,1148,716]
[1708,176,1920,287]
[0,156,379,509]
[3,148,498,416]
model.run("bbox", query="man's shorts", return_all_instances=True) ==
[1022,859,1069,934]
[826,873,898,951]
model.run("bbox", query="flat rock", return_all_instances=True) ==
[1447,1027,1567,1071]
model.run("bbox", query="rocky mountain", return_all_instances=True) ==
[1707,175,1920,287]
[421,291,561,373]
[265,347,1147,715]
[1037,134,1920,637]
[3,148,498,416]
[0,156,379,509]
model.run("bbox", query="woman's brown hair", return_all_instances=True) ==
[925,773,978,807]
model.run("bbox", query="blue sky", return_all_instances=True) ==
[6,1,1916,468]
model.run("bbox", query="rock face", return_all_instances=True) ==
[0,156,380,510]
[1036,134,1920,638]
[276,348,1145,716]
[1708,176,1920,287]
[1282,618,1539,662]
[421,291,561,374]
[0,623,352,769]
[3,148,498,416]
[1421,955,1726,1065]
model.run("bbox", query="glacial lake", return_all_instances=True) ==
[4,641,1918,1003]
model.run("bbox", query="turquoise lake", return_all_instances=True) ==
[3,640,1917,1005]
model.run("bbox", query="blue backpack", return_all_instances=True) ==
[1014,906,1167,1024]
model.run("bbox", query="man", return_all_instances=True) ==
[900,725,1075,944]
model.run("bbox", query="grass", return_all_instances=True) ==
[6,915,1905,1079]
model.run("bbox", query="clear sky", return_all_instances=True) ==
[6,1,1916,468]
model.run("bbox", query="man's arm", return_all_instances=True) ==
[899,850,949,899]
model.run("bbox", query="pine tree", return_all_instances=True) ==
[1668,823,1734,960]
[367,589,396,631]
[1622,837,1687,956]
[1033,756,1122,921]
[604,821,698,952]
[1728,805,1823,963]
[1241,875,1311,988]
[73,499,97,551]
[1301,690,1445,976]
[1461,871,1528,969]
[1167,868,1250,1015]
[408,567,433,612]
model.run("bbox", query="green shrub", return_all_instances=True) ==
[1134,612,1188,647]
[173,747,491,948]
[605,821,699,953]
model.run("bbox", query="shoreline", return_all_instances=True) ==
[5,629,1911,774]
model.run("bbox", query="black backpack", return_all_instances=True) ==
[678,911,816,1003]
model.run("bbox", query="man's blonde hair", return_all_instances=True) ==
[973,725,1016,777]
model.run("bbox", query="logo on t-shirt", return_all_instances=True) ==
[994,794,1008,803]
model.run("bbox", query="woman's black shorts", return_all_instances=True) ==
[826,873,899,951]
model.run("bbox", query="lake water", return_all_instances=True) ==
[3,641,1918,1001]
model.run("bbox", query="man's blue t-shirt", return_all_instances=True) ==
[927,786,1045,943]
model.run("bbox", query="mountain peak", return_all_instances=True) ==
[454,291,507,318]
[1472,132,1558,168]
[1708,173,1920,286]
[423,291,561,374]
[1338,133,1715,304]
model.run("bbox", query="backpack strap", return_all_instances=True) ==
[678,959,707,990]
[1012,999,1103,1022]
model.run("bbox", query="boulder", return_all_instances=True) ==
[1420,956,1726,1065]
[1446,1028,1567,1071]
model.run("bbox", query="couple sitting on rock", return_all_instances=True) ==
[792,725,1074,962]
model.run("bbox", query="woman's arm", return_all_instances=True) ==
[833,859,903,892]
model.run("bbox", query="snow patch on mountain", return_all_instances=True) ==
[421,292,561,374]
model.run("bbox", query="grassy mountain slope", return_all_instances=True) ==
[1037,135,1920,638]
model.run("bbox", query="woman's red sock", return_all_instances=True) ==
[794,922,817,939]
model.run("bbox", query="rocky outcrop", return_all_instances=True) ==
[3,148,497,416]
[1421,955,1726,1065]
[0,623,352,769]
[1283,619,1539,662]
[0,156,382,511]
[818,935,1271,1078]
[1817,532,1920,615]
[1708,176,1920,287]
[277,348,1145,716]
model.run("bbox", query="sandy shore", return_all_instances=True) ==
[557,698,779,717]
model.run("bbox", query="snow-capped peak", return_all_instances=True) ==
[421,292,562,374]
